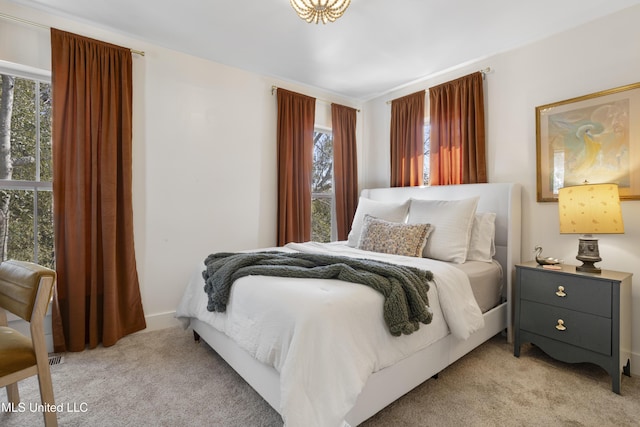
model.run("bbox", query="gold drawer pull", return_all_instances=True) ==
[555,319,566,331]
[555,286,566,297]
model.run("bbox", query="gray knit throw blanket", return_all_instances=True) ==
[203,251,433,336]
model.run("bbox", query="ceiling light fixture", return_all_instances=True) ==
[290,0,351,24]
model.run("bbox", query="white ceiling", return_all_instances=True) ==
[8,0,640,100]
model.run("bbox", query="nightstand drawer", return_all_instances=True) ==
[520,268,611,317]
[520,300,611,355]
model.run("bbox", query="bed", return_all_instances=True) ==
[176,182,521,426]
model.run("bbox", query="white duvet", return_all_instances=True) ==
[175,242,484,427]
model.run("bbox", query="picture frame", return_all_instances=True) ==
[536,82,640,202]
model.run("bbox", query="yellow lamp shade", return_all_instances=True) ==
[558,183,624,234]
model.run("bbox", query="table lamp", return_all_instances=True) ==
[558,183,624,274]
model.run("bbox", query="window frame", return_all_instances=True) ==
[311,126,336,242]
[0,61,53,265]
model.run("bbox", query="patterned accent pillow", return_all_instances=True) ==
[357,215,433,257]
[347,197,410,247]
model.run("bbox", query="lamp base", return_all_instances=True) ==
[575,235,602,274]
[576,260,601,274]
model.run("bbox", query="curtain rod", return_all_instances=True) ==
[0,12,145,56]
[271,85,360,112]
[385,67,492,105]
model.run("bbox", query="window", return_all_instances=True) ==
[311,129,334,242]
[0,67,54,268]
[424,121,431,185]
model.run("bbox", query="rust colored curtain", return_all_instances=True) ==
[51,29,146,352]
[429,72,487,185]
[277,89,316,246]
[331,103,358,241]
[390,91,425,187]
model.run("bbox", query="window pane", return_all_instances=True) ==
[312,131,333,193]
[424,123,431,185]
[37,190,55,268]
[10,77,37,181]
[311,196,332,243]
[311,130,334,242]
[4,189,35,262]
[40,82,53,182]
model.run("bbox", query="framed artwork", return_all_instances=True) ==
[536,82,640,202]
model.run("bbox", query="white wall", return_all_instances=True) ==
[0,0,362,331]
[363,5,640,374]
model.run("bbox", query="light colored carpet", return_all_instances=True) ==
[1,326,639,426]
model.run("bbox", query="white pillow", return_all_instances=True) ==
[347,197,410,247]
[407,197,479,263]
[467,212,497,263]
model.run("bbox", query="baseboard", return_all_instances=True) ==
[141,310,182,332]
[8,309,180,352]
[630,351,639,377]
[8,306,54,353]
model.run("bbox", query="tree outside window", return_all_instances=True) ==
[0,70,54,268]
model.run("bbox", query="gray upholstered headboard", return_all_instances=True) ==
[360,183,522,309]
